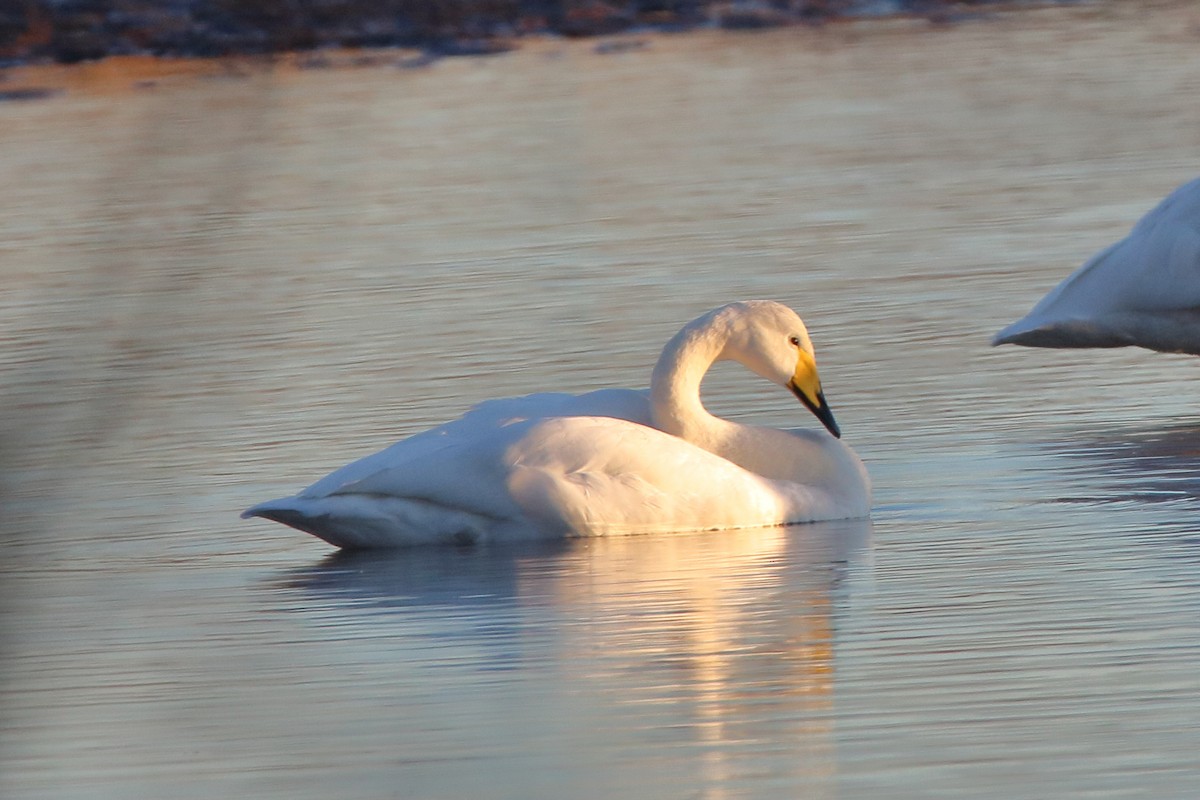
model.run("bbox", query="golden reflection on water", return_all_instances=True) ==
[537,527,845,794]
[281,521,865,798]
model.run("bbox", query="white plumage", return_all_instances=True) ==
[994,176,1200,354]
[242,301,870,548]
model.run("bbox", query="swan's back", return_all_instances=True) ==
[302,388,651,498]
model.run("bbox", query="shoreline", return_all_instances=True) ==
[3,0,1181,101]
[0,1,1096,70]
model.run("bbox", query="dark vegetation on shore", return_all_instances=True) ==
[1,1,1057,65]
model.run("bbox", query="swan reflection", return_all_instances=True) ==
[276,520,872,797]
[1042,422,1200,504]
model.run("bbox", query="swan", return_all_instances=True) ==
[241,300,871,548]
[993,176,1200,354]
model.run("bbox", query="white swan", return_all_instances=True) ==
[993,176,1200,354]
[242,301,871,548]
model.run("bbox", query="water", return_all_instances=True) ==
[3,5,1200,797]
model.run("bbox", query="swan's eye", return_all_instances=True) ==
[788,335,802,347]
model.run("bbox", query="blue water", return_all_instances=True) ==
[3,10,1199,798]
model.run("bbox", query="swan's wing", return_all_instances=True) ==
[241,418,532,546]
[243,389,656,546]
[504,416,843,535]
[301,388,652,499]
[1121,177,1200,309]
[994,177,1200,352]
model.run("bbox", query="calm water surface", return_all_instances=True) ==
[3,4,1200,798]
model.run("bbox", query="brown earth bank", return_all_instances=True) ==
[1,0,1084,65]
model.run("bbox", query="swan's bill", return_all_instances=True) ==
[789,351,840,439]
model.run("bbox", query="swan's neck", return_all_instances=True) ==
[649,316,731,448]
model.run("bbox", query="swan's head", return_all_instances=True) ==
[719,301,842,438]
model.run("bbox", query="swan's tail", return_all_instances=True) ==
[241,497,356,545]
[241,495,495,549]
[240,502,315,529]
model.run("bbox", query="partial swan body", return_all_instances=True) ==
[242,301,871,548]
[994,176,1200,354]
